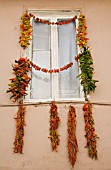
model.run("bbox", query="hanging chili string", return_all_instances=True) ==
[29,13,77,25]
[83,102,98,159]
[76,14,99,159]
[30,60,73,73]
[76,14,88,48]
[76,14,98,100]
[6,57,31,101]
[6,57,31,154]
[14,99,26,154]
[19,12,32,49]
[67,105,78,167]
[49,101,61,152]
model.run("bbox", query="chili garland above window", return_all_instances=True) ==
[7,11,99,166]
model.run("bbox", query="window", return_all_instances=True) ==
[26,10,83,102]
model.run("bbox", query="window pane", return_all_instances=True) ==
[31,21,51,99]
[33,20,50,50]
[58,20,80,98]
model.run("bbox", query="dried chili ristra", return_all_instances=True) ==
[67,105,78,167]
[83,102,98,159]
[49,101,60,152]
[76,14,98,99]
[7,58,30,154]
[19,12,32,49]
[76,14,88,48]
[14,99,26,154]
[7,57,31,102]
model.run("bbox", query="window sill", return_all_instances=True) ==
[24,98,85,105]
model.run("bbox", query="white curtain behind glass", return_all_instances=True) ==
[31,20,52,99]
[58,21,80,98]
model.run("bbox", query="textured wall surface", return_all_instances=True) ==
[0,0,111,170]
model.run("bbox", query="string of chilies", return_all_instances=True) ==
[29,13,77,25]
[67,106,78,167]
[49,101,60,152]
[83,103,98,159]
[30,60,73,73]
[14,100,26,154]
[7,58,31,102]
[7,58,31,153]
[76,14,99,159]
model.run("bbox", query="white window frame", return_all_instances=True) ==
[25,10,84,103]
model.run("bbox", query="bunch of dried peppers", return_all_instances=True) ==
[7,57,31,101]
[19,12,32,49]
[83,102,98,159]
[49,101,60,151]
[67,106,78,167]
[76,14,88,48]
[14,100,26,153]
[76,14,98,99]
[7,57,31,153]
[76,14,99,159]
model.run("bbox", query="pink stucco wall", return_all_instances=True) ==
[0,0,111,169]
